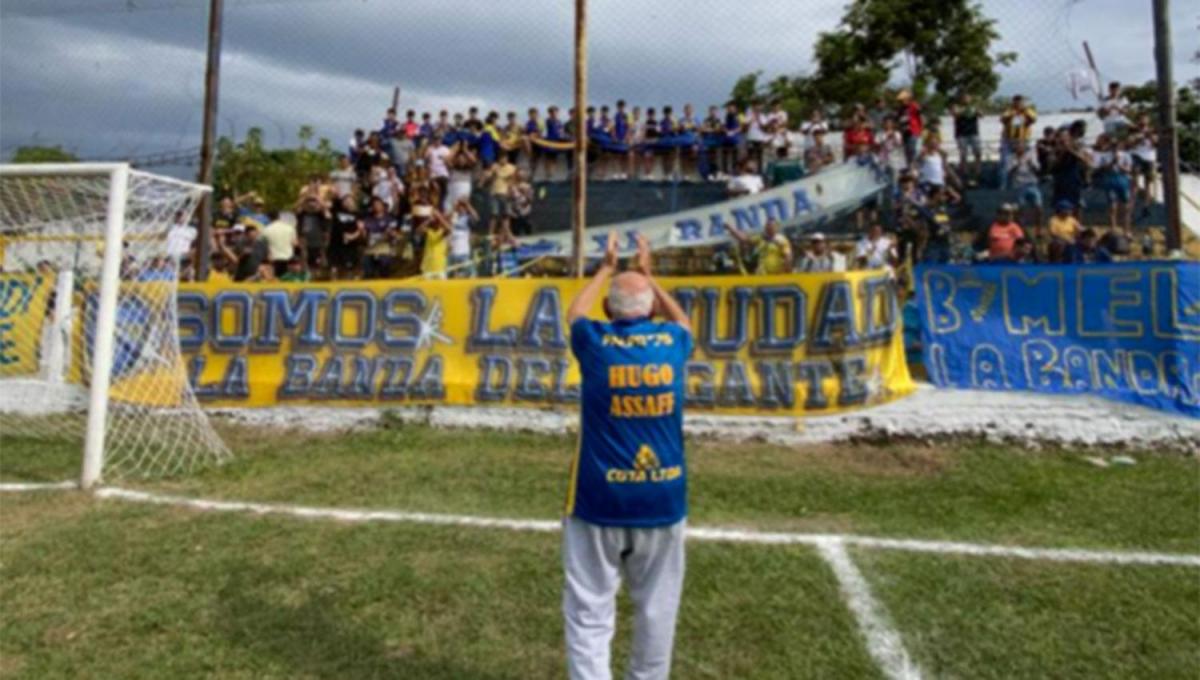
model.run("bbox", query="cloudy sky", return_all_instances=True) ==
[1,0,1195,171]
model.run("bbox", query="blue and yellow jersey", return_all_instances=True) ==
[479,123,501,163]
[614,112,630,141]
[565,316,692,527]
[545,118,566,141]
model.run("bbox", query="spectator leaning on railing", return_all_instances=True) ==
[723,218,793,275]
[201,81,1174,284]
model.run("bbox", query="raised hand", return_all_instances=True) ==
[603,231,619,270]
[635,233,652,275]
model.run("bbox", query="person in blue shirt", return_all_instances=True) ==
[478,111,502,168]
[563,231,693,680]
[544,106,567,180]
[1062,228,1114,264]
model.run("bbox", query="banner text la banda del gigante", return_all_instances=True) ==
[178,272,913,415]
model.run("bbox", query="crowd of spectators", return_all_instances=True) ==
[176,81,1163,283]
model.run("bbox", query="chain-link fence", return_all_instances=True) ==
[2,0,1194,275]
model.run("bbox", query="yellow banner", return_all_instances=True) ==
[178,273,914,415]
[0,272,53,377]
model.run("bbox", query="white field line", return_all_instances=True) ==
[0,480,77,492]
[817,540,924,680]
[92,487,1200,568]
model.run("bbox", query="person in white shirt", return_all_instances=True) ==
[854,223,896,270]
[447,198,478,278]
[425,136,452,203]
[803,129,835,174]
[330,155,357,199]
[917,138,947,190]
[800,110,829,149]
[767,102,790,155]
[745,104,770,172]
[1098,81,1131,136]
[261,211,299,278]
[726,160,765,197]
[372,166,403,213]
[875,116,906,177]
[796,232,846,273]
[1129,114,1157,202]
[165,211,197,265]
[1092,134,1135,232]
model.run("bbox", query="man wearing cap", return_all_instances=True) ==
[562,232,692,680]
[796,232,846,273]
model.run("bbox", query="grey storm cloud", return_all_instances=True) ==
[1,0,1193,167]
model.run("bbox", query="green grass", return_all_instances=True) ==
[13,420,1191,552]
[857,549,1200,679]
[2,423,1199,679]
[1,493,878,679]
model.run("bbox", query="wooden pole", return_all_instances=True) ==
[1152,0,1182,253]
[572,0,588,277]
[195,0,224,281]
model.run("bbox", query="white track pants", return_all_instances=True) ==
[562,516,686,680]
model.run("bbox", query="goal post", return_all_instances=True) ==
[0,163,230,488]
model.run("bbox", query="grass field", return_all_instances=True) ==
[2,421,1199,679]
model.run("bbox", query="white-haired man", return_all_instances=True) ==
[563,232,693,680]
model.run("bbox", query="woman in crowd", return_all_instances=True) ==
[448,198,479,278]
[1092,134,1134,232]
[445,139,477,212]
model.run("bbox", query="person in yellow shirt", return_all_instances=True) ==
[417,208,452,280]
[723,218,793,274]
[482,155,518,243]
[1046,200,1081,262]
[999,94,1037,190]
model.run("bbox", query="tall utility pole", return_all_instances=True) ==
[1152,0,1182,253]
[195,0,225,280]
[571,0,588,277]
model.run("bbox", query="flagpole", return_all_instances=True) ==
[572,0,588,277]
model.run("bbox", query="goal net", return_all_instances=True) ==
[0,163,230,486]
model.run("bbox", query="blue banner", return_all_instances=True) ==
[916,262,1200,418]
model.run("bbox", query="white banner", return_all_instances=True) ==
[516,159,887,257]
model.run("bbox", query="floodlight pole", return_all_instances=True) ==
[195,0,225,280]
[1152,0,1182,253]
[572,0,588,278]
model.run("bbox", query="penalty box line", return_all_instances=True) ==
[90,486,1200,568]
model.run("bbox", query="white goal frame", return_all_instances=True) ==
[0,162,211,488]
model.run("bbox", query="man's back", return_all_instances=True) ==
[262,220,295,261]
[568,316,692,528]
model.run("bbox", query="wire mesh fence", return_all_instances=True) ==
[1,0,1193,276]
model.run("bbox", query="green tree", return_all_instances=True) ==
[813,0,1016,109]
[212,126,338,210]
[10,145,78,163]
[1126,80,1200,169]
[732,0,1016,116]
[727,71,823,123]
[728,71,763,109]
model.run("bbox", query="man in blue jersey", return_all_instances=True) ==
[563,232,693,680]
